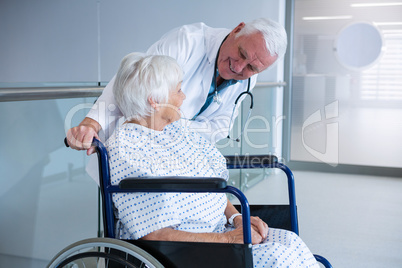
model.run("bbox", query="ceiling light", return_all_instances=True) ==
[374,22,402,26]
[302,16,353,21]
[382,29,402,33]
[351,2,402,7]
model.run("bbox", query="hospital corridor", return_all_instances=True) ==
[1,0,401,267]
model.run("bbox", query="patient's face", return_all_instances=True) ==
[161,81,186,123]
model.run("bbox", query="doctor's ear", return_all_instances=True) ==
[233,22,245,34]
[148,97,160,111]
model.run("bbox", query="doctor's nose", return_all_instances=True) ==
[232,59,247,74]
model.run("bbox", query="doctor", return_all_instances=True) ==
[67,18,287,154]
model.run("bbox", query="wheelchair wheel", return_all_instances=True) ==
[47,237,164,268]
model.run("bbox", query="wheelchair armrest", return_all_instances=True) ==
[225,154,278,169]
[117,176,252,244]
[119,176,227,191]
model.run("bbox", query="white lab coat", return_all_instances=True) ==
[85,23,258,183]
[86,22,257,144]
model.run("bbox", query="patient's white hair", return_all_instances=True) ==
[113,53,183,121]
[236,18,287,60]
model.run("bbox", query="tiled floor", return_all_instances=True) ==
[243,170,402,268]
[1,170,401,268]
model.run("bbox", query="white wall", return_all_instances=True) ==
[0,0,286,264]
[0,0,284,84]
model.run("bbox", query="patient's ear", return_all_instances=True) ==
[148,97,159,111]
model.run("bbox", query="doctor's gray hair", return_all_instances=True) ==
[237,18,287,60]
[113,53,183,121]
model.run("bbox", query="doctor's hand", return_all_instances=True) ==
[66,117,101,155]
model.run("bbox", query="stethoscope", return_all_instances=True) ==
[184,36,254,142]
[226,82,253,142]
[212,37,254,142]
[212,36,253,108]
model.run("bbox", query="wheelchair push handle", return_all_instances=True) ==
[64,137,97,151]
[64,137,70,148]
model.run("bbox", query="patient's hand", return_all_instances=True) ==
[233,216,269,243]
[66,117,101,155]
[225,225,263,245]
[250,216,269,241]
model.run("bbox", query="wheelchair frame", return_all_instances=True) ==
[49,138,333,268]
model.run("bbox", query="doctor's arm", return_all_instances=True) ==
[66,76,123,154]
[66,27,191,153]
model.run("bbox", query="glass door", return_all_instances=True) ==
[285,0,402,173]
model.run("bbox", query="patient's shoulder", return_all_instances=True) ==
[166,120,212,143]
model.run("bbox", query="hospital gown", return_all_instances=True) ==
[105,120,319,268]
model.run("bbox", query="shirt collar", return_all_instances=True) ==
[216,69,238,89]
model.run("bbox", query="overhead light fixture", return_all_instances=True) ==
[382,29,402,33]
[351,2,402,7]
[302,16,353,21]
[374,21,402,26]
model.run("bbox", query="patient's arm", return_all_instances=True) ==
[224,199,269,240]
[140,200,266,244]
[66,117,101,155]
[140,226,263,245]
[224,199,241,226]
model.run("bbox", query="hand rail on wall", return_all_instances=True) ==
[255,81,287,88]
[0,81,286,102]
[0,86,103,102]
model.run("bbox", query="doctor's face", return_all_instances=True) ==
[218,23,278,81]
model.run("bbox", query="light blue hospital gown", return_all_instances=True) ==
[105,121,318,268]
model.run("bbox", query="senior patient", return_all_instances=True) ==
[105,52,318,268]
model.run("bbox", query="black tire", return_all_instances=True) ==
[47,237,164,268]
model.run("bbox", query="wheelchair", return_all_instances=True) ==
[48,138,333,268]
